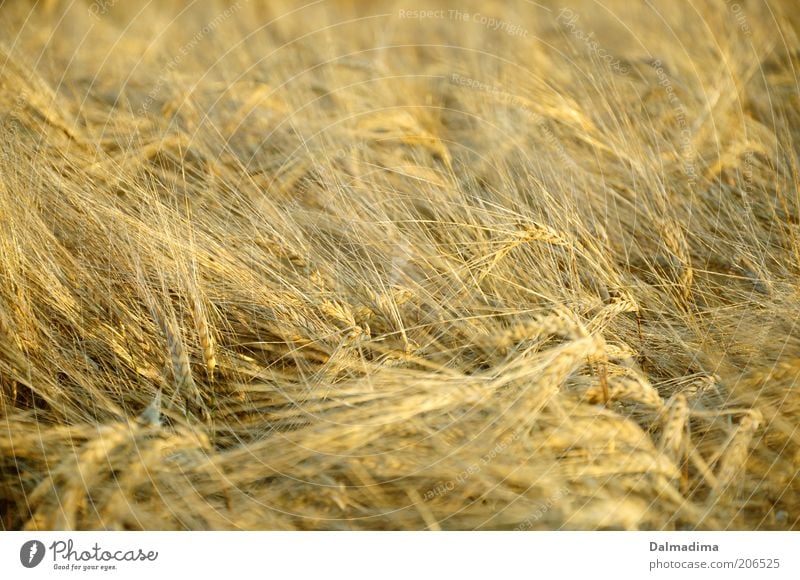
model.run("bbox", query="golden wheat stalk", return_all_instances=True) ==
[583,374,664,408]
[152,309,208,423]
[659,393,688,462]
[660,220,693,303]
[190,292,217,382]
[477,222,568,282]
[715,410,762,493]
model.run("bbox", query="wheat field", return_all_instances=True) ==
[0,0,798,531]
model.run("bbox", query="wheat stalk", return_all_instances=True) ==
[661,220,693,303]
[715,410,762,493]
[477,222,568,281]
[152,309,209,423]
[190,292,217,382]
[583,375,664,408]
[659,393,688,463]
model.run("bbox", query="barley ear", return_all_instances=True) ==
[191,292,217,382]
[153,309,209,424]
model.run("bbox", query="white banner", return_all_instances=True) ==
[1,532,798,579]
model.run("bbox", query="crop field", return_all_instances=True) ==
[0,0,798,530]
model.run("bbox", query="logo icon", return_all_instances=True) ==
[20,540,45,568]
